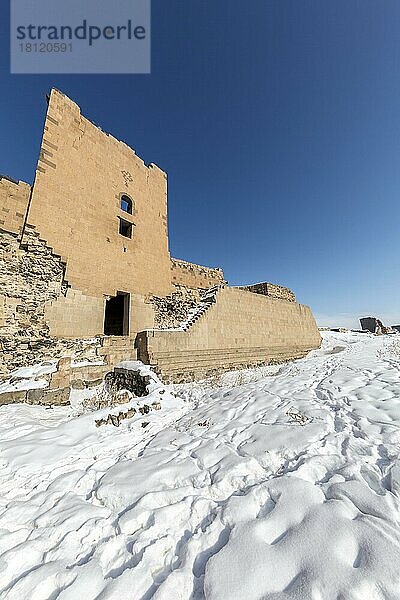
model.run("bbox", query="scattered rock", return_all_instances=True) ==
[95,400,161,428]
[286,409,310,426]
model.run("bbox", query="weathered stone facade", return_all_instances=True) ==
[0,225,139,376]
[0,176,30,236]
[137,286,321,383]
[0,225,65,374]
[0,88,321,391]
[28,89,172,302]
[171,258,225,290]
[239,282,296,303]
[150,286,202,329]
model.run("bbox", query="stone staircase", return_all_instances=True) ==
[180,285,221,331]
[97,336,138,366]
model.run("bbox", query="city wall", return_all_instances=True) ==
[0,88,321,390]
[137,286,321,382]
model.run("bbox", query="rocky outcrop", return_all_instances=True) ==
[360,317,393,335]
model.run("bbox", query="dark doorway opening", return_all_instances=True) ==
[104,292,130,336]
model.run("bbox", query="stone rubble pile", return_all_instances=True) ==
[0,227,102,375]
[150,285,202,329]
[94,362,164,427]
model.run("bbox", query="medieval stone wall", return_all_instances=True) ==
[0,226,64,374]
[0,226,107,375]
[239,282,296,303]
[0,176,30,236]
[45,288,105,338]
[44,289,155,340]
[137,287,321,382]
[171,258,225,290]
[25,88,172,304]
[0,89,321,381]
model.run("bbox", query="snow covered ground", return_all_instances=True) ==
[1,332,400,599]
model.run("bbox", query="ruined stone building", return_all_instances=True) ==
[0,89,321,384]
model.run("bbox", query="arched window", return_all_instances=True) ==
[120,194,133,214]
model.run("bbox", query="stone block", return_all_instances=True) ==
[49,372,70,389]
[57,356,72,371]
[0,390,27,405]
[27,386,70,405]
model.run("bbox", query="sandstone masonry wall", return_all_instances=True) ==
[0,176,30,236]
[239,282,296,303]
[171,258,225,290]
[0,224,143,377]
[45,288,105,338]
[25,89,172,329]
[137,287,321,382]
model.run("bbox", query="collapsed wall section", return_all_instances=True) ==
[239,282,296,303]
[137,287,321,382]
[0,226,65,374]
[149,286,202,329]
[0,176,31,236]
[0,226,122,376]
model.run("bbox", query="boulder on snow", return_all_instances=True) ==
[360,317,391,335]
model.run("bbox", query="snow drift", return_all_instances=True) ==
[1,332,400,599]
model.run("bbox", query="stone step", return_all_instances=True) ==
[104,348,138,366]
[181,286,221,332]
[110,355,138,365]
[100,336,136,349]
[99,344,137,356]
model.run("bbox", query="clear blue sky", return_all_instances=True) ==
[1,1,399,327]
